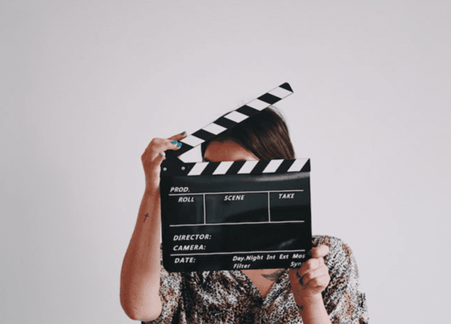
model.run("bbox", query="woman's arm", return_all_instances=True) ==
[289,245,332,324]
[290,237,369,324]
[321,237,369,324]
[120,133,186,321]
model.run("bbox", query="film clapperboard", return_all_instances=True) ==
[160,83,312,272]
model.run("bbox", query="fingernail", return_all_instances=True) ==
[177,142,182,147]
[159,153,164,156]
[180,131,186,135]
[306,251,313,258]
[172,140,178,145]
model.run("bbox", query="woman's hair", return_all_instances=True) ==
[201,107,295,160]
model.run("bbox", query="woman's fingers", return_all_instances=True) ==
[142,138,181,160]
[290,252,330,298]
[301,273,330,291]
[298,261,328,284]
[149,132,187,155]
[168,132,187,142]
[141,133,188,191]
[295,244,329,277]
[310,245,329,259]
[142,133,187,166]
[297,257,323,277]
[293,244,330,292]
[290,245,332,301]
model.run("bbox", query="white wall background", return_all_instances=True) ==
[1,1,450,323]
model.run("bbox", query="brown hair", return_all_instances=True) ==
[201,107,295,160]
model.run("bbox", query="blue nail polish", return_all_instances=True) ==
[177,142,182,147]
[172,140,177,144]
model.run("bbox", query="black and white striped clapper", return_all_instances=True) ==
[159,83,312,272]
[161,82,310,176]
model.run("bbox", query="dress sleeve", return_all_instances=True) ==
[143,248,184,324]
[314,236,369,324]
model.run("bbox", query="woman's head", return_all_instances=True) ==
[202,107,295,161]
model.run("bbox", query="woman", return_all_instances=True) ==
[120,108,368,324]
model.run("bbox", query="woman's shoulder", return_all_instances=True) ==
[313,236,368,323]
[312,234,358,268]
[312,234,348,248]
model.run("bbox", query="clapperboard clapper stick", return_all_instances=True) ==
[160,83,312,272]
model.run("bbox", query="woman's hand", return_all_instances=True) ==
[121,132,187,321]
[141,132,187,194]
[289,245,330,304]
